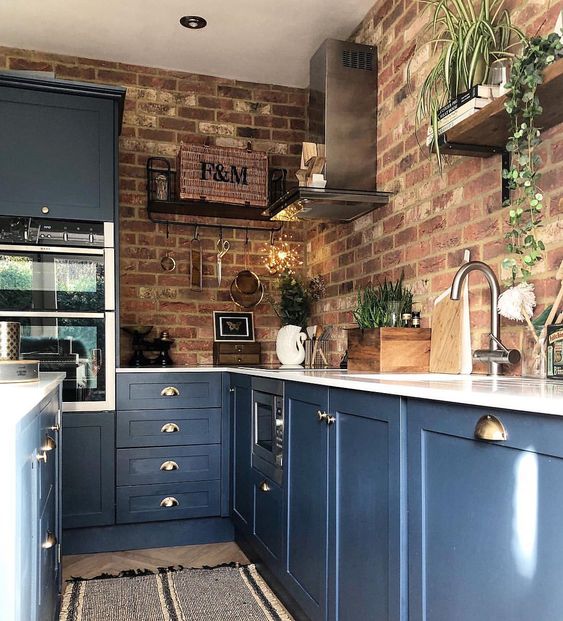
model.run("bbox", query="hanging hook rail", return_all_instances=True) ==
[148,210,283,235]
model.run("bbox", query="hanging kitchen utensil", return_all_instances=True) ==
[234,229,261,295]
[160,251,176,272]
[216,233,230,287]
[160,221,176,271]
[230,275,264,308]
[190,227,203,291]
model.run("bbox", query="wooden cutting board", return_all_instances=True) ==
[429,287,467,373]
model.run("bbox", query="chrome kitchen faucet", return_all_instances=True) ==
[450,260,520,376]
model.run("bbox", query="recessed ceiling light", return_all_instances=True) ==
[180,15,207,29]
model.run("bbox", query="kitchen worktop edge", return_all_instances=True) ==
[116,366,563,416]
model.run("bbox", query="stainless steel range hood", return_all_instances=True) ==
[264,39,392,222]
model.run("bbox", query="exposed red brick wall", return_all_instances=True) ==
[307,0,563,373]
[0,46,307,365]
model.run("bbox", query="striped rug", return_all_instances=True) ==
[60,564,293,621]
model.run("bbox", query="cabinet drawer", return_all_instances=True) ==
[117,372,222,410]
[254,474,283,562]
[116,481,221,524]
[116,409,221,448]
[117,445,221,486]
[216,354,261,365]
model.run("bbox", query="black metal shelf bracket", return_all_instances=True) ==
[437,137,511,207]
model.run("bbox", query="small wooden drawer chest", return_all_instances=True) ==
[213,342,261,365]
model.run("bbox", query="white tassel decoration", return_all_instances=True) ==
[498,282,536,321]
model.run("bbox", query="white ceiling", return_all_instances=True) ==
[0,0,375,87]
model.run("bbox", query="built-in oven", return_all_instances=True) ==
[251,377,284,485]
[0,217,116,411]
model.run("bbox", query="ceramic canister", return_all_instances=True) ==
[0,321,21,360]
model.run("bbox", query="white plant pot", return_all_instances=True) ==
[275,324,306,366]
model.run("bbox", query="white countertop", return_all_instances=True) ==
[5,372,64,427]
[116,366,563,416]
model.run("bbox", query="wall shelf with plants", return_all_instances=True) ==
[438,56,563,157]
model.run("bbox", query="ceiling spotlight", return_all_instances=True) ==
[180,15,207,29]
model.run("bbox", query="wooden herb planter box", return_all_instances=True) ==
[347,327,432,373]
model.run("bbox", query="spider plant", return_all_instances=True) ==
[412,0,524,170]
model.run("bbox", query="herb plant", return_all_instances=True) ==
[353,274,413,329]
[272,270,325,329]
[502,32,563,283]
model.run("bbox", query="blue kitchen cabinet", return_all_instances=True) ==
[230,374,253,534]
[0,72,124,221]
[62,411,115,530]
[253,471,284,564]
[285,382,330,621]
[329,389,404,621]
[408,399,563,621]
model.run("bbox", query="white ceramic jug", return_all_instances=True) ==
[275,324,306,366]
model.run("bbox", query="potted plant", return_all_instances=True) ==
[348,276,432,372]
[412,0,524,168]
[270,270,324,366]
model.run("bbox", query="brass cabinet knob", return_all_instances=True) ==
[41,206,49,214]
[235,345,243,353]
[317,410,328,422]
[229,387,235,393]
[36,450,48,463]
[49,423,61,432]
[43,435,57,451]
[160,496,179,508]
[259,480,271,493]
[160,422,180,433]
[42,532,57,549]
[160,460,179,471]
[160,386,180,397]
[326,415,336,425]
[474,414,508,441]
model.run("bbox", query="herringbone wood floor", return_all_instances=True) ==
[62,542,250,582]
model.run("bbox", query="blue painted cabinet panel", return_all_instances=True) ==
[285,382,330,621]
[230,374,253,533]
[62,411,115,529]
[253,472,284,564]
[329,389,403,621]
[0,86,115,221]
[408,399,563,621]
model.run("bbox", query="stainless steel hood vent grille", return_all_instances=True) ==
[264,39,392,223]
[342,48,374,71]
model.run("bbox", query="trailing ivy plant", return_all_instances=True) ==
[502,32,563,283]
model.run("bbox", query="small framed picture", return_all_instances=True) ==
[213,311,255,342]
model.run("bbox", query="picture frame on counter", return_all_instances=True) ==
[213,311,255,342]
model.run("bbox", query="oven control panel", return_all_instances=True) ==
[0,216,105,247]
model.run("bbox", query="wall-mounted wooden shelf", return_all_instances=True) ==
[438,57,563,157]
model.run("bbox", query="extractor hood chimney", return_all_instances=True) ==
[264,39,392,222]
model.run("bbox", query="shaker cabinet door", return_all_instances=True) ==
[62,411,115,529]
[329,389,403,621]
[0,86,115,221]
[408,399,563,621]
[285,382,330,621]
[230,374,253,533]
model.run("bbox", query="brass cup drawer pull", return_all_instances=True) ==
[317,410,328,422]
[42,532,57,549]
[160,460,179,471]
[474,414,508,441]
[160,386,180,397]
[43,435,57,451]
[37,450,48,463]
[259,480,271,493]
[160,422,180,433]
[160,496,179,508]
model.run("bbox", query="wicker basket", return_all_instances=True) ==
[177,143,268,207]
